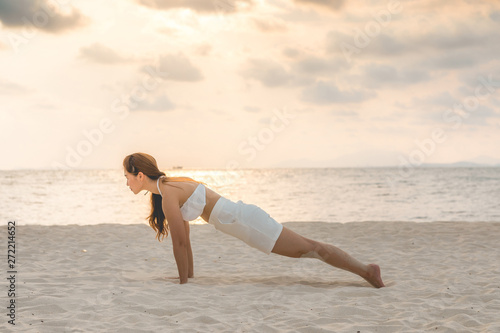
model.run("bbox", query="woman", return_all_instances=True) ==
[123,153,385,288]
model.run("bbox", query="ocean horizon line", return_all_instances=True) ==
[2,163,500,172]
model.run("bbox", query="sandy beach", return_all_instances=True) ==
[2,221,499,332]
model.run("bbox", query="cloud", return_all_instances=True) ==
[333,110,359,118]
[194,43,212,56]
[292,55,345,77]
[79,43,129,64]
[0,79,31,95]
[413,91,458,108]
[362,64,431,88]
[251,17,287,33]
[241,55,348,89]
[241,58,293,87]
[293,0,345,11]
[465,106,499,126]
[136,0,253,14]
[327,22,500,66]
[142,53,203,82]
[491,11,500,22]
[283,47,301,59]
[0,0,87,33]
[331,109,360,122]
[412,89,500,127]
[134,94,175,112]
[420,51,479,69]
[473,107,500,125]
[243,106,261,113]
[421,26,495,51]
[357,33,408,56]
[301,80,375,104]
[327,31,409,59]
[442,105,499,127]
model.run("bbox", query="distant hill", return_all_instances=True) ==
[274,157,500,168]
[275,153,500,168]
[422,162,500,168]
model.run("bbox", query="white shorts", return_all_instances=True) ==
[208,197,284,254]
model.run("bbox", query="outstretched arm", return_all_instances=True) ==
[162,195,189,284]
[185,220,194,278]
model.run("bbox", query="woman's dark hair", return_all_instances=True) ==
[123,152,197,241]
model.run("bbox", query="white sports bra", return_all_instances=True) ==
[156,176,206,221]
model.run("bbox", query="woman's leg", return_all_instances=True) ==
[271,226,385,288]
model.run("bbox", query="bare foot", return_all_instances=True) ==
[364,264,385,288]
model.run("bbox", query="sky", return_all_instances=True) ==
[1,0,500,170]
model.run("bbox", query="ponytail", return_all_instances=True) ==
[149,176,201,241]
[149,192,167,241]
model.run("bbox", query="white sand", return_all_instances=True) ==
[2,222,500,332]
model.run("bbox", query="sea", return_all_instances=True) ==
[1,167,500,226]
